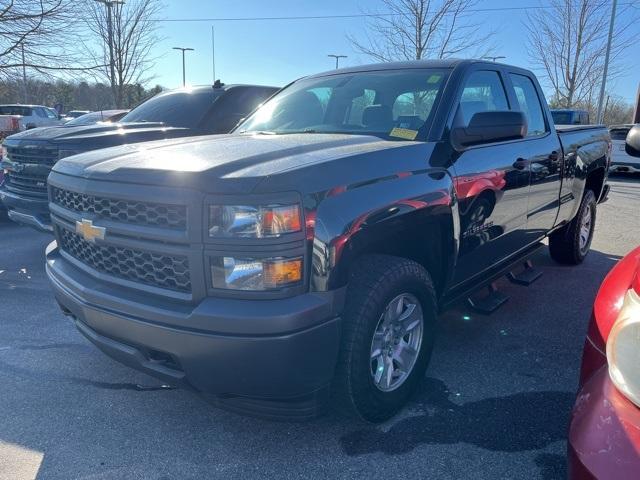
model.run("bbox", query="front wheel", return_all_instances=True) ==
[331,255,437,422]
[549,189,597,265]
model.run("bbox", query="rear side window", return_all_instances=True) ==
[459,71,509,126]
[509,74,547,137]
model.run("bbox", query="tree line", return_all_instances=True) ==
[0,78,163,112]
[0,0,162,109]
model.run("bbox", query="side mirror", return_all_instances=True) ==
[452,111,527,148]
[625,124,640,158]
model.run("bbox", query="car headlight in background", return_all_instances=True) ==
[208,204,301,238]
[58,149,84,160]
[606,283,640,407]
[211,256,302,291]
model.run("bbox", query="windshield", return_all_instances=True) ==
[0,106,32,116]
[121,89,222,128]
[65,110,123,126]
[239,69,449,141]
[551,111,573,125]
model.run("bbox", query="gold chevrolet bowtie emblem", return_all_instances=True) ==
[75,219,106,243]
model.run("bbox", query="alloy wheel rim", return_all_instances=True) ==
[369,293,424,392]
[579,203,593,253]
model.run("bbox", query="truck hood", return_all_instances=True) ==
[52,133,424,194]
[5,122,189,147]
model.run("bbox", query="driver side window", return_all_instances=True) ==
[459,71,509,126]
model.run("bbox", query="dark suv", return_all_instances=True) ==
[0,84,278,231]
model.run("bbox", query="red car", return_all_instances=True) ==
[568,245,640,479]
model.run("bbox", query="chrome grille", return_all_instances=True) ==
[57,227,191,292]
[51,187,187,229]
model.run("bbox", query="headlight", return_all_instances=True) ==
[607,286,640,407]
[208,204,301,238]
[58,149,84,160]
[211,256,302,290]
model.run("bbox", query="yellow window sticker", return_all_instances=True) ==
[390,127,418,140]
[427,74,442,84]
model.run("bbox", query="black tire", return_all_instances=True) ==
[549,189,597,265]
[331,254,437,422]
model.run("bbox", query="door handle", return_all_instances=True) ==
[513,158,529,170]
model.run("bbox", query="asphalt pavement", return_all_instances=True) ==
[0,176,639,480]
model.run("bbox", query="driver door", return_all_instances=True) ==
[450,68,532,286]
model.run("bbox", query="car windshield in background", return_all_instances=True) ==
[66,111,122,126]
[0,106,32,116]
[121,89,222,128]
[551,112,572,125]
[239,69,449,141]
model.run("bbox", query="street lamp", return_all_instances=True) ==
[173,47,194,86]
[327,54,347,69]
[95,0,124,107]
[482,56,506,62]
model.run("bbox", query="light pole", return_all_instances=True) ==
[482,56,506,62]
[596,0,618,124]
[20,42,27,103]
[173,47,194,86]
[95,0,124,107]
[327,54,347,69]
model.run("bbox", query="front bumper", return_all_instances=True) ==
[46,242,343,413]
[0,187,51,232]
[568,366,640,479]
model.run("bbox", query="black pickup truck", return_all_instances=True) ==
[45,60,611,422]
[0,83,278,232]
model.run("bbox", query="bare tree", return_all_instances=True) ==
[349,0,495,62]
[526,0,636,109]
[0,0,92,80]
[84,0,162,108]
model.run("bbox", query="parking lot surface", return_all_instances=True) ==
[0,176,638,480]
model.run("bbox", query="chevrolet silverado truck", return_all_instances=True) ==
[45,60,611,422]
[0,83,278,232]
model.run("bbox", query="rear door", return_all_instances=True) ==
[504,71,563,233]
[450,67,532,285]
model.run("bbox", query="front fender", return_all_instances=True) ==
[308,169,458,295]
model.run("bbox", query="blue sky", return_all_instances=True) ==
[150,0,639,103]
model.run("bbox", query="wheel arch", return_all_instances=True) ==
[329,211,456,299]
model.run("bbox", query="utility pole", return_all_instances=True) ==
[596,0,617,124]
[20,43,27,103]
[327,54,347,69]
[173,47,194,86]
[95,0,124,108]
[482,56,506,62]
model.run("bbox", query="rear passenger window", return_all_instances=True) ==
[347,89,376,124]
[510,74,547,136]
[392,90,438,129]
[459,71,509,126]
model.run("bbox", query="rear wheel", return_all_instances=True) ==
[331,255,437,422]
[549,189,596,265]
